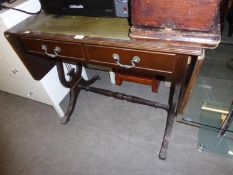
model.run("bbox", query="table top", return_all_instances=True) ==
[16,14,131,40]
[5,13,212,56]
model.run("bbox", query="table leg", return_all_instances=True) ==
[60,84,81,124]
[158,84,180,160]
[56,61,100,124]
[226,5,233,37]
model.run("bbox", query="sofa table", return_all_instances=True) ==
[5,13,220,160]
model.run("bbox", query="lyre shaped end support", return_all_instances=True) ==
[56,61,82,88]
[55,60,100,124]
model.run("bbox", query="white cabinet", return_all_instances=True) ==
[0,0,71,117]
[0,0,52,104]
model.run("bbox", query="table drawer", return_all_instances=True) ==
[86,45,176,73]
[20,37,84,60]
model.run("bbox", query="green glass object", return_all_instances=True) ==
[198,101,233,159]
[184,100,233,132]
[198,126,233,159]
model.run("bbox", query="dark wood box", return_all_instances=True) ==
[131,0,220,32]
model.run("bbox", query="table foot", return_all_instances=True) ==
[60,85,81,124]
[158,150,167,160]
[158,110,175,160]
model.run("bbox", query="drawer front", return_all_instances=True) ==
[86,45,176,73]
[20,37,84,60]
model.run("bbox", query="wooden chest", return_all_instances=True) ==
[131,0,220,32]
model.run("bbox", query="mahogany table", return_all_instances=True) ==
[5,13,220,160]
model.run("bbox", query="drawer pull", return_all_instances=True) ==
[41,45,61,58]
[113,54,140,68]
[27,91,33,97]
[10,69,18,75]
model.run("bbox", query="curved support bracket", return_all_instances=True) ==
[60,85,81,124]
[56,61,100,124]
[56,61,82,88]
